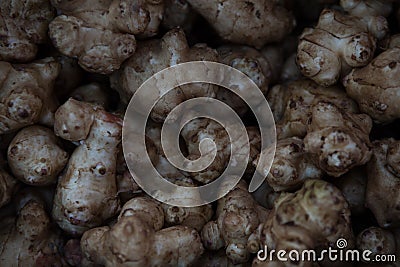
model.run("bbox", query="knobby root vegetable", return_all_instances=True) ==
[304,101,372,177]
[366,139,400,228]
[255,137,323,192]
[0,169,17,209]
[7,125,69,186]
[0,193,63,266]
[110,28,218,121]
[267,79,358,140]
[49,0,164,74]
[0,0,55,62]
[0,57,60,134]
[52,98,121,235]
[356,227,396,258]
[248,179,354,267]
[186,0,295,48]
[81,196,204,267]
[201,181,269,264]
[343,34,400,124]
[297,9,388,86]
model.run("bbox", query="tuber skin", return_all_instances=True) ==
[297,9,388,86]
[186,0,295,48]
[343,34,400,124]
[247,179,354,267]
[366,139,400,228]
[0,0,55,62]
[0,58,60,134]
[49,0,165,74]
[52,98,121,235]
[216,45,283,116]
[335,167,368,216]
[201,181,269,264]
[110,28,218,121]
[7,125,69,186]
[304,101,372,177]
[81,196,204,267]
[0,168,18,209]
[255,137,323,192]
[340,0,393,17]
[267,79,359,140]
[0,192,64,266]
[356,227,396,258]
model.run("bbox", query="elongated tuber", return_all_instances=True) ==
[7,125,69,186]
[52,98,121,235]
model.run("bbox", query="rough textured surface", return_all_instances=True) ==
[81,196,204,267]
[255,137,323,192]
[187,0,295,48]
[0,196,64,266]
[343,35,400,124]
[110,28,218,121]
[52,99,121,235]
[201,181,268,264]
[297,9,388,86]
[340,0,393,17]
[0,0,55,62]
[267,79,358,139]
[8,125,68,186]
[304,102,372,177]
[49,0,164,74]
[366,139,400,228]
[0,58,60,134]
[248,179,354,267]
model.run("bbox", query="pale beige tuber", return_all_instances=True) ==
[52,98,121,235]
[7,125,68,186]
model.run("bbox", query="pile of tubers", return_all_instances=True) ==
[1,0,400,266]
